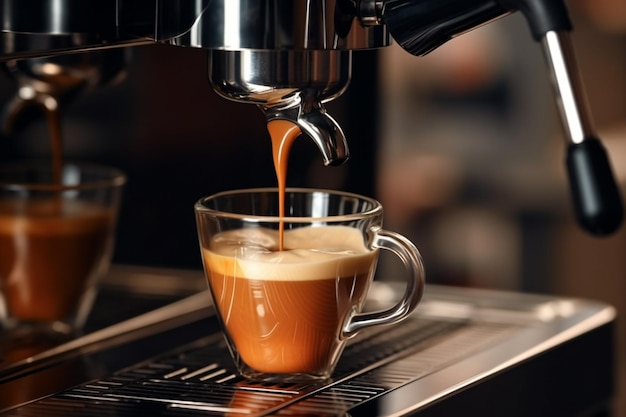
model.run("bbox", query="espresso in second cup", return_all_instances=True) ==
[203,226,377,377]
[0,198,114,325]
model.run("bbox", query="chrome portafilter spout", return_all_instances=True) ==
[262,96,349,167]
[209,49,352,166]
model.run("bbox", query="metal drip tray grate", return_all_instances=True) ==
[6,316,514,416]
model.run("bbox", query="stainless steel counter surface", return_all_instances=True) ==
[0,265,207,373]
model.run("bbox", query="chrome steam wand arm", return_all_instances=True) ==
[504,0,623,235]
[543,31,622,235]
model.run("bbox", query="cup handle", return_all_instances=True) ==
[342,228,425,338]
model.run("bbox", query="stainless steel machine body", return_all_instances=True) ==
[0,0,622,232]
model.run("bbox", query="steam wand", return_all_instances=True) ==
[503,0,623,235]
[376,0,623,235]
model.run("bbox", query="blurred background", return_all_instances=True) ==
[0,0,624,413]
[376,0,626,413]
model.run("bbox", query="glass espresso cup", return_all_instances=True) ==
[195,188,425,383]
[0,162,126,341]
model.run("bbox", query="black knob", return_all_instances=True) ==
[567,138,623,235]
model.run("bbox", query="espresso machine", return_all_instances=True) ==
[0,1,619,416]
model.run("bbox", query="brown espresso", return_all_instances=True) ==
[204,226,377,375]
[45,101,64,185]
[0,199,114,322]
[267,119,302,250]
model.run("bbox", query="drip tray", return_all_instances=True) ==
[0,268,616,417]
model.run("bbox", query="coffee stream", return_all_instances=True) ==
[45,104,64,186]
[267,119,303,251]
[203,121,380,377]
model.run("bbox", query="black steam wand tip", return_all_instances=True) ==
[567,138,623,236]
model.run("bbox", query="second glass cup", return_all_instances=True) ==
[195,188,425,383]
[0,162,126,342]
